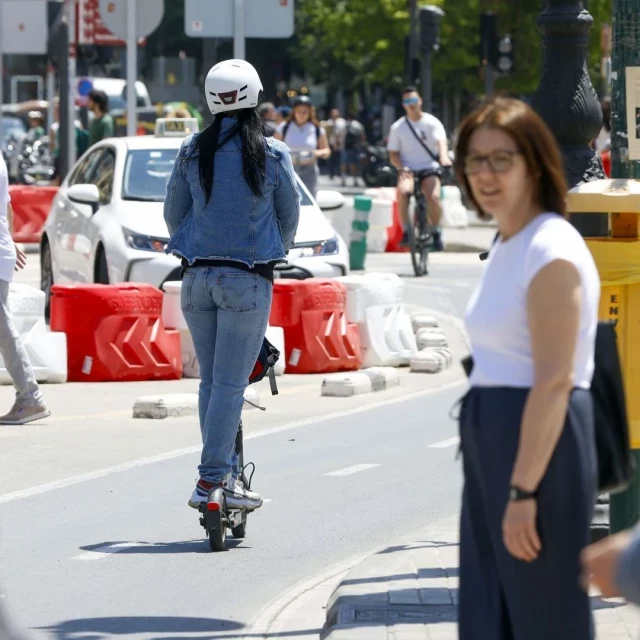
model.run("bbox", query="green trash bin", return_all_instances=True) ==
[349,196,372,271]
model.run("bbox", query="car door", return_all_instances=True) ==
[72,148,116,282]
[54,148,103,281]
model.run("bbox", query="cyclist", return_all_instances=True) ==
[164,60,300,512]
[274,95,330,198]
[387,86,452,251]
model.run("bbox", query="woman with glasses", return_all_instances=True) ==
[274,95,330,198]
[454,97,600,639]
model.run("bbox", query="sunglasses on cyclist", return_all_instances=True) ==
[464,150,522,175]
[403,97,420,106]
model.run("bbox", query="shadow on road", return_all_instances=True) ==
[78,539,249,555]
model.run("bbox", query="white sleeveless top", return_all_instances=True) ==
[465,213,601,389]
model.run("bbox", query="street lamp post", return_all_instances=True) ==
[532,0,609,541]
[531,0,605,192]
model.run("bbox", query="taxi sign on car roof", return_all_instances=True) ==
[154,118,199,138]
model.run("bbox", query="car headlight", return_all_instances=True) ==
[293,236,340,257]
[123,228,167,253]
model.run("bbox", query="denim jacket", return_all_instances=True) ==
[164,118,300,267]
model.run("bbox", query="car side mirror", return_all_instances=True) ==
[315,190,346,211]
[68,184,100,214]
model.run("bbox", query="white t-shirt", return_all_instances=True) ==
[277,121,325,153]
[387,113,446,172]
[465,214,600,389]
[327,117,346,147]
[0,154,16,283]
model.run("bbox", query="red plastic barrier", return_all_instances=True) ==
[8,185,58,244]
[50,283,182,382]
[269,279,362,374]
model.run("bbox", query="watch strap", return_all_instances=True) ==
[509,485,537,501]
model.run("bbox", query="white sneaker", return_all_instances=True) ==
[223,477,263,511]
[0,402,50,425]
[188,479,222,509]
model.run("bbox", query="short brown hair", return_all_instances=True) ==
[454,97,568,220]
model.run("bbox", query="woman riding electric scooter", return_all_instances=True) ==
[164,59,300,512]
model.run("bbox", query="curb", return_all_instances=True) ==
[132,388,261,419]
[321,367,401,398]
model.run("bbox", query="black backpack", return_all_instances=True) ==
[344,124,359,150]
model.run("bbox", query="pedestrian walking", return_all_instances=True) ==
[0,152,50,424]
[454,97,600,639]
[274,95,330,198]
[326,108,346,181]
[340,112,366,187]
[87,90,115,147]
[164,59,299,512]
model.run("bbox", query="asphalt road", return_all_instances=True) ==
[1,251,484,640]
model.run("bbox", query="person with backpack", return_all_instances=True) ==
[340,112,366,187]
[163,59,300,512]
[454,97,600,639]
[274,95,330,198]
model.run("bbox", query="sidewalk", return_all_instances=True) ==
[258,516,640,639]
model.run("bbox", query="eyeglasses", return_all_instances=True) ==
[403,97,420,106]
[464,150,522,175]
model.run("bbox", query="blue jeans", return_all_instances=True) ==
[181,266,272,483]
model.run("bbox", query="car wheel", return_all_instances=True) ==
[41,239,54,321]
[95,246,110,285]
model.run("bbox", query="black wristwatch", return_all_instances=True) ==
[509,485,537,502]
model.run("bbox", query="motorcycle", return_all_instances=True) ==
[17,137,54,186]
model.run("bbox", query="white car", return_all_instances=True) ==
[40,126,349,309]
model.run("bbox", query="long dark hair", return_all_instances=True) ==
[193,108,266,202]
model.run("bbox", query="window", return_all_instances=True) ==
[122,149,179,202]
[67,149,103,186]
[89,149,116,205]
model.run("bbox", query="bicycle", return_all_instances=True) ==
[405,174,437,277]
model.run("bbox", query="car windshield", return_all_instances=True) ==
[122,149,179,201]
[122,147,316,205]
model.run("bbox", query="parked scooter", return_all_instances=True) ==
[361,142,397,188]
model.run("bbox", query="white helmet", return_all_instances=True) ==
[205,59,263,115]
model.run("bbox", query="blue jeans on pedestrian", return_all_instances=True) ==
[181,266,272,484]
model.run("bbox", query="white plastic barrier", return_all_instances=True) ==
[366,199,394,254]
[441,186,469,229]
[162,281,285,379]
[0,284,67,384]
[416,327,449,350]
[337,273,417,367]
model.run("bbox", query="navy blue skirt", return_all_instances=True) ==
[458,387,598,640]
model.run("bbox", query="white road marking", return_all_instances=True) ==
[0,379,465,506]
[324,464,380,477]
[72,542,142,560]
[429,436,460,449]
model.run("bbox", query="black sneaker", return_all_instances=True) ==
[432,231,444,252]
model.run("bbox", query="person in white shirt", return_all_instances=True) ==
[387,86,452,250]
[0,153,50,424]
[274,95,331,198]
[454,97,600,639]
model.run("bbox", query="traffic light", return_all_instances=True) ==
[496,35,515,74]
[480,12,497,67]
[419,5,445,53]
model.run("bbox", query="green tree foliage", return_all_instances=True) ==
[295,0,611,97]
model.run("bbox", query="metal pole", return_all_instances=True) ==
[421,50,432,113]
[46,65,55,131]
[484,64,495,97]
[233,0,245,60]
[67,0,76,170]
[408,0,418,83]
[126,0,137,136]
